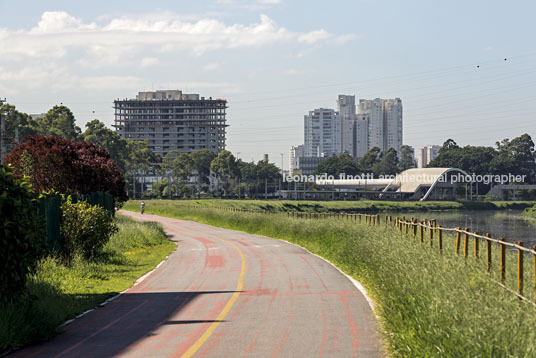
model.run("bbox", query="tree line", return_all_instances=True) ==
[312,145,416,177]
[0,103,281,198]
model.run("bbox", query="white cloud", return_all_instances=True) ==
[333,33,358,44]
[216,0,282,10]
[298,29,330,44]
[283,68,313,75]
[203,63,221,72]
[141,57,160,67]
[0,12,351,63]
[31,11,97,33]
[0,65,144,94]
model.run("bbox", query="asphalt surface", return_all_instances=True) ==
[12,210,384,357]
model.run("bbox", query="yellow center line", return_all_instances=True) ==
[180,238,246,358]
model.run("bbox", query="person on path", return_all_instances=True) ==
[140,201,145,214]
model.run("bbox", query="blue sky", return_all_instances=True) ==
[1,0,535,167]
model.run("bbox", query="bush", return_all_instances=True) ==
[4,136,128,203]
[0,165,44,302]
[60,197,118,262]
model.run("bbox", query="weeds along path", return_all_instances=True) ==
[11,210,384,358]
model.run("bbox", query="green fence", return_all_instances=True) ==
[71,192,115,215]
[38,192,115,253]
[39,194,62,253]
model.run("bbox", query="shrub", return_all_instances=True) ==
[60,197,118,262]
[4,136,128,203]
[0,165,44,302]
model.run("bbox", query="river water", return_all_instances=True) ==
[382,210,536,247]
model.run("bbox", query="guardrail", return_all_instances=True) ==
[181,204,536,305]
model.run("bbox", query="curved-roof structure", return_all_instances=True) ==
[383,167,471,201]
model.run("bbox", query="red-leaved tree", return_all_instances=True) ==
[4,136,128,202]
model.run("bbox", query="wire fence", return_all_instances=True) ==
[182,204,536,305]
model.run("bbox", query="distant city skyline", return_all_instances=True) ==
[1,0,535,168]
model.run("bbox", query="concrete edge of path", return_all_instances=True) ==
[277,238,378,318]
[0,238,178,358]
[58,242,179,328]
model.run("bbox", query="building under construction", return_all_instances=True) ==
[113,90,228,157]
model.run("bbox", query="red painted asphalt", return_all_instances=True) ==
[11,210,385,357]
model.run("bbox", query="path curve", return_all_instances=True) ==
[11,210,385,357]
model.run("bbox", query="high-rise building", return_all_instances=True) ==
[304,108,341,157]
[289,145,304,175]
[417,145,440,168]
[355,113,369,158]
[113,90,228,158]
[358,98,403,154]
[338,95,356,157]
[302,96,403,162]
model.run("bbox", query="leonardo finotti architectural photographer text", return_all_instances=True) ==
[283,173,527,184]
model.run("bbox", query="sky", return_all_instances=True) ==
[0,0,535,169]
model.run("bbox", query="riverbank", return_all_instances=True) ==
[522,204,536,218]
[125,199,535,214]
[123,203,536,357]
[0,215,176,353]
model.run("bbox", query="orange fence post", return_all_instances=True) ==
[486,233,492,272]
[533,246,536,303]
[429,222,434,247]
[455,228,461,255]
[438,226,442,253]
[474,232,479,259]
[517,241,524,296]
[464,229,469,258]
[500,238,506,284]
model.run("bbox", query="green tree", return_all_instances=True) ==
[399,145,416,171]
[32,105,81,141]
[162,151,193,197]
[82,119,128,173]
[0,104,38,154]
[255,159,281,180]
[0,165,44,301]
[372,148,399,176]
[237,160,257,198]
[313,154,360,177]
[190,149,217,193]
[491,134,536,183]
[439,138,459,154]
[125,140,160,198]
[359,147,381,171]
[210,150,238,196]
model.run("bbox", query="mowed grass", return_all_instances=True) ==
[124,198,535,214]
[125,203,536,357]
[0,215,176,353]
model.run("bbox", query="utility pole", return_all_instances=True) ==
[0,97,7,162]
[236,152,241,199]
[280,153,284,200]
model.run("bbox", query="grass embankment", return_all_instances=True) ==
[125,203,536,357]
[125,199,535,213]
[522,204,536,218]
[0,215,175,352]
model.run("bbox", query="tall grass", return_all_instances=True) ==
[0,215,175,353]
[124,199,535,214]
[127,203,536,357]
